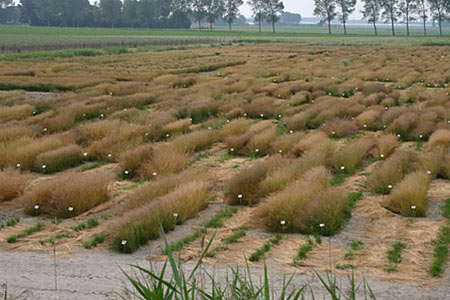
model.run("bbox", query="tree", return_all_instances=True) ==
[19,0,38,24]
[99,0,122,28]
[0,0,12,8]
[336,0,356,34]
[428,0,448,36]
[191,0,206,29]
[223,0,243,30]
[361,0,381,35]
[314,0,337,34]
[279,11,301,26]
[416,0,428,35]
[205,0,224,30]
[399,0,417,35]
[380,0,400,36]
[123,0,138,27]
[263,0,284,33]
[248,0,265,32]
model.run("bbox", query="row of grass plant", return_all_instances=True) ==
[6,222,45,243]
[249,234,283,262]
[0,217,20,230]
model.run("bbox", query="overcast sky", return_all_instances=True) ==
[14,0,365,19]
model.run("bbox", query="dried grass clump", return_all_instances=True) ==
[370,134,398,159]
[439,154,450,179]
[327,137,375,174]
[0,168,30,202]
[425,129,450,150]
[112,179,211,253]
[244,127,276,155]
[118,144,154,177]
[367,150,415,194]
[321,118,358,138]
[285,111,314,131]
[258,140,335,199]
[33,144,83,173]
[0,136,66,170]
[125,170,207,211]
[220,118,253,137]
[224,121,274,154]
[289,131,328,157]
[244,97,276,119]
[224,156,286,205]
[388,112,418,139]
[74,120,122,145]
[413,146,446,178]
[382,171,430,217]
[162,119,191,136]
[139,145,189,178]
[22,172,112,218]
[86,124,146,160]
[0,125,35,143]
[256,166,349,236]
[0,104,33,123]
[269,132,305,155]
[355,109,382,129]
[171,129,219,153]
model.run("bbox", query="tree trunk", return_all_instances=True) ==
[373,21,378,36]
[198,20,201,29]
[343,19,347,35]
[438,16,442,36]
[391,14,395,36]
[229,19,231,31]
[327,19,331,34]
[406,10,410,36]
[210,21,212,31]
[272,19,275,33]
[258,18,261,33]
[423,18,426,36]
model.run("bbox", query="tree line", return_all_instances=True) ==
[314,0,450,36]
[0,0,449,35]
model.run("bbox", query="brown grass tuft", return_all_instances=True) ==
[0,168,30,202]
[22,172,112,218]
[382,171,430,217]
[321,118,358,138]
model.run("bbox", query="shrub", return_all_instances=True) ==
[0,168,30,202]
[327,137,375,174]
[112,180,211,253]
[256,166,349,236]
[22,172,112,218]
[370,134,398,159]
[355,109,382,129]
[368,149,415,194]
[321,118,358,138]
[224,156,286,205]
[382,171,430,217]
[33,144,83,173]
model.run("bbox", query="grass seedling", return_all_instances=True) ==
[429,226,450,277]
[443,198,450,219]
[331,173,349,186]
[249,234,282,262]
[71,218,99,232]
[224,227,248,245]
[6,223,45,243]
[385,241,406,272]
[0,217,20,230]
[83,233,106,249]
[39,232,69,245]
[77,161,109,172]
[169,228,207,252]
[204,207,238,228]
[345,240,364,260]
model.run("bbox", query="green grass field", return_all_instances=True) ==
[1,25,449,49]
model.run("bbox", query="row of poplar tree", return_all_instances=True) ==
[315,0,450,36]
[1,0,449,35]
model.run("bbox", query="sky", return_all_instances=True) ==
[13,0,365,20]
